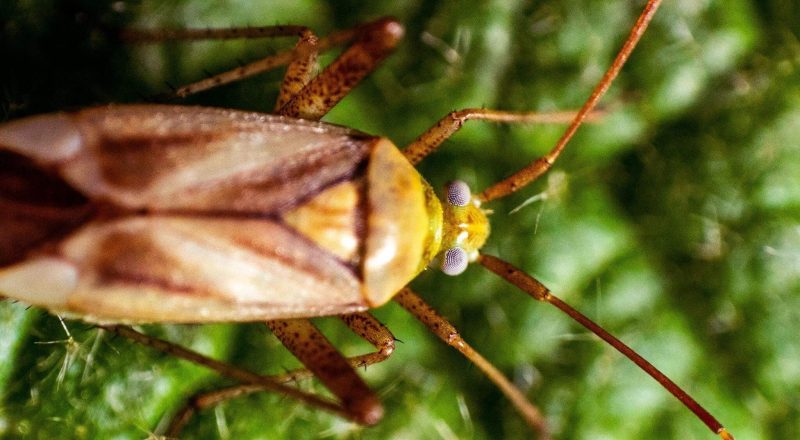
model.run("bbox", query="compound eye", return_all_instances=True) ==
[441,247,469,276]
[446,180,471,207]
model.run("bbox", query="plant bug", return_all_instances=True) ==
[1,0,788,438]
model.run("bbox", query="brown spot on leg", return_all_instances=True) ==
[339,312,396,367]
[267,318,383,424]
[274,30,319,112]
[278,18,404,120]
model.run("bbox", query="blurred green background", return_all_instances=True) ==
[1,0,798,439]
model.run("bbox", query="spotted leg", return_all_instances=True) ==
[394,287,551,439]
[123,17,401,115]
[149,312,396,437]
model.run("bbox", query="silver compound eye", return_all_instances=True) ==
[446,180,471,207]
[441,247,469,276]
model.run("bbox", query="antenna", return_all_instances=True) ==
[478,254,733,439]
[478,0,663,203]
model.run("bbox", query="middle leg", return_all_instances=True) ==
[160,312,397,437]
[394,287,551,439]
[402,108,604,166]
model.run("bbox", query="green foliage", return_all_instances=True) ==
[1,0,798,438]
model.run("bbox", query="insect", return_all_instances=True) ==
[0,0,744,438]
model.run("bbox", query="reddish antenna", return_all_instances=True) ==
[478,0,662,203]
[478,254,733,439]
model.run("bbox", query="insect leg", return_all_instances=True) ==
[275,17,403,120]
[123,16,400,105]
[393,287,550,439]
[478,0,662,202]
[267,318,384,425]
[99,325,347,415]
[403,0,662,200]
[273,30,319,112]
[162,312,396,436]
[122,23,356,99]
[338,311,396,368]
[121,25,313,43]
[162,385,262,437]
[402,108,602,165]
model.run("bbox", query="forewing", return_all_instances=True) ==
[0,105,374,214]
[46,216,366,323]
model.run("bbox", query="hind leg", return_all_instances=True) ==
[140,312,396,437]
